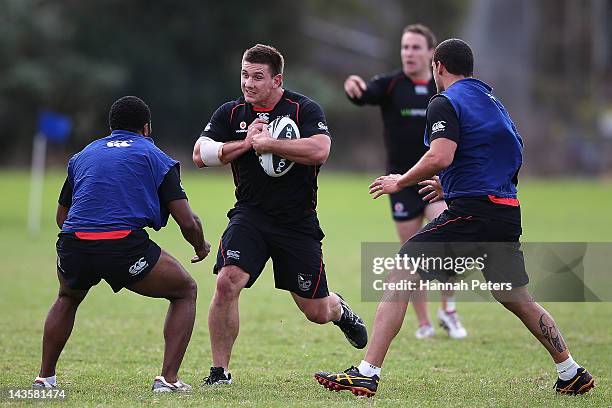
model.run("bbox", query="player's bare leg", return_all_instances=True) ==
[293,292,367,349]
[207,265,249,371]
[492,287,570,362]
[291,292,341,324]
[364,269,419,366]
[127,250,198,385]
[38,268,88,383]
[492,287,594,394]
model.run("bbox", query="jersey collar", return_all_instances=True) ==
[250,89,286,112]
[109,129,153,142]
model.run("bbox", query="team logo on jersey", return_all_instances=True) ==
[226,250,241,260]
[129,257,148,276]
[297,274,312,292]
[414,85,429,95]
[317,121,328,131]
[431,121,446,134]
[106,140,133,148]
[257,112,269,121]
[240,121,247,130]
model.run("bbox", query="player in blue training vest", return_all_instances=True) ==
[315,39,594,398]
[33,96,212,393]
[424,77,523,200]
[62,130,177,232]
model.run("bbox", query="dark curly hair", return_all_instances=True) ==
[109,96,151,133]
[433,38,474,77]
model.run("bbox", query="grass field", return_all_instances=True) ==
[0,170,610,407]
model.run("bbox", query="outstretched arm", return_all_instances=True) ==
[345,73,391,106]
[369,138,456,198]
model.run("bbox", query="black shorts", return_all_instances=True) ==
[214,209,329,299]
[389,186,427,221]
[401,197,529,288]
[56,229,161,293]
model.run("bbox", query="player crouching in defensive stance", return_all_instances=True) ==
[33,96,211,392]
[193,44,367,385]
[314,39,594,398]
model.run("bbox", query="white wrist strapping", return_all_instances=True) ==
[199,137,223,167]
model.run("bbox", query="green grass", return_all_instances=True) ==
[0,171,610,407]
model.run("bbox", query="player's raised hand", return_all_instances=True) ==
[369,174,402,199]
[344,75,367,99]
[191,239,211,263]
[418,176,444,203]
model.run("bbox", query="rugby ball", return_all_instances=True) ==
[259,116,300,177]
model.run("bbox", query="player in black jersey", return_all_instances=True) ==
[344,24,466,340]
[192,44,367,385]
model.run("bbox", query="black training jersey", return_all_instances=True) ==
[201,89,331,222]
[348,70,436,173]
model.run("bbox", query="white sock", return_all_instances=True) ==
[357,360,381,378]
[36,375,56,385]
[444,296,456,313]
[556,355,579,381]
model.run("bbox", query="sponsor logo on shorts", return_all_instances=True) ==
[317,121,328,131]
[204,122,211,132]
[226,250,240,260]
[297,274,312,292]
[129,257,148,276]
[393,202,408,217]
[431,120,446,134]
[106,140,133,148]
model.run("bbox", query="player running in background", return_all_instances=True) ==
[315,39,594,398]
[344,24,466,339]
[33,96,211,392]
[193,44,367,386]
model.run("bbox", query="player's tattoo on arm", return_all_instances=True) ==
[539,314,566,353]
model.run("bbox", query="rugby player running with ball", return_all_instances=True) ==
[193,44,368,386]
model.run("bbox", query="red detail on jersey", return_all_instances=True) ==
[75,230,132,240]
[230,103,246,123]
[386,76,400,95]
[487,195,520,206]
[284,98,300,124]
[252,105,274,112]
